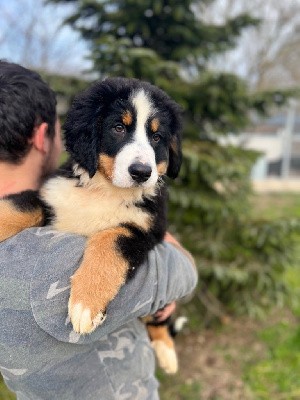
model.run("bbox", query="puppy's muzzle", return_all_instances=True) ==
[128,163,152,183]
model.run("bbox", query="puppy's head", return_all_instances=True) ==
[64,77,182,189]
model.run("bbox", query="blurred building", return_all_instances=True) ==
[223,103,300,191]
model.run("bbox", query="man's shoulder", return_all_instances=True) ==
[0,226,197,345]
[1,226,85,253]
[0,227,88,343]
[0,226,86,279]
[23,226,85,244]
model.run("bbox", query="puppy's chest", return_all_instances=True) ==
[41,178,152,236]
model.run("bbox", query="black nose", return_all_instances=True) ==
[128,163,152,183]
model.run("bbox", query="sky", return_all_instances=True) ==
[1,0,300,90]
[0,0,91,75]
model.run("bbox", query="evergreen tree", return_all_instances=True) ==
[50,0,296,321]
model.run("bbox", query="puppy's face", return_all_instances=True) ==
[64,78,182,189]
[99,89,172,188]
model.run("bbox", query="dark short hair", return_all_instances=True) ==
[0,60,57,164]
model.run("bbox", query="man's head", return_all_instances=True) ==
[0,60,61,177]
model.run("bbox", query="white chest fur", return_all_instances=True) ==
[41,176,154,236]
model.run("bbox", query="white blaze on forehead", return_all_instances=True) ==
[131,89,155,143]
[111,89,159,189]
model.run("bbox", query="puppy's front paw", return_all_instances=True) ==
[68,272,110,334]
[68,300,107,334]
[67,228,130,334]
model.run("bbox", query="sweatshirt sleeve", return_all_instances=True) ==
[29,227,197,344]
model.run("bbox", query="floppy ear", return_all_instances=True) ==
[166,100,183,179]
[167,133,182,179]
[64,87,103,178]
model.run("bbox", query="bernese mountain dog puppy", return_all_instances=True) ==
[0,77,183,373]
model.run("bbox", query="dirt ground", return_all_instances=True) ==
[174,312,295,400]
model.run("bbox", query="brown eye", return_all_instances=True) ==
[153,133,161,142]
[114,124,125,134]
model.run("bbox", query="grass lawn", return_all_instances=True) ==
[243,194,300,400]
[0,377,15,400]
[245,319,300,399]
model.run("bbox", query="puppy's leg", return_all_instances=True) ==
[68,226,132,334]
[0,191,45,241]
[147,323,178,374]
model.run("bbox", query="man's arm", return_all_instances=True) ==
[27,227,197,344]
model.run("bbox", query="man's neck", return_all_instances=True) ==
[0,156,42,197]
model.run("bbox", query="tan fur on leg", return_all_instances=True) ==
[0,200,43,242]
[68,226,131,334]
[147,325,178,374]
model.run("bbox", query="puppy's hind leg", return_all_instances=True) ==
[0,190,46,241]
[147,323,178,374]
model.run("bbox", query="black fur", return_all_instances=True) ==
[4,190,41,212]
[64,77,183,179]
[147,316,172,327]
[55,159,77,179]
[116,185,168,279]
[167,134,182,179]
[3,190,54,225]
[62,78,182,281]
[4,78,182,278]
[147,316,181,338]
[1,78,184,338]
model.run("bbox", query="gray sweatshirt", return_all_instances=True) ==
[0,227,197,400]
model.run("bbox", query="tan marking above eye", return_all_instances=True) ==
[122,110,133,126]
[150,118,160,133]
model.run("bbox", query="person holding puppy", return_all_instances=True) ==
[0,60,197,400]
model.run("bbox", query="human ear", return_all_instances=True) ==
[32,123,50,154]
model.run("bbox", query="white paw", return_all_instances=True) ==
[68,302,106,334]
[151,340,178,374]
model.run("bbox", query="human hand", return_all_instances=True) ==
[164,232,195,266]
[164,232,181,248]
[154,301,176,322]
